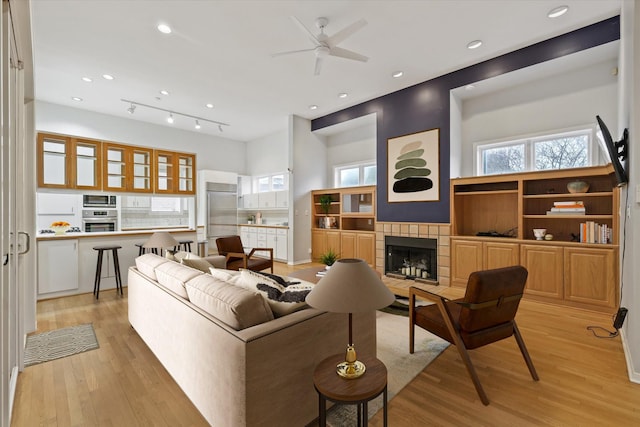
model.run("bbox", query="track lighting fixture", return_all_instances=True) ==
[121,99,229,130]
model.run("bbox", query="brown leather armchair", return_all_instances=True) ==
[409,265,538,405]
[215,235,274,273]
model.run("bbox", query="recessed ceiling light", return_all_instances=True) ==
[467,40,482,50]
[309,105,318,110]
[392,71,404,78]
[206,103,214,109]
[82,77,92,83]
[159,89,169,95]
[338,93,348,99]
[548,5,569,18]
[71,97,83,102]
[465,84,475,90]
[157,23,172,34]
[102,74,114,80]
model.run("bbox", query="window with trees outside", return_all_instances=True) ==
[335,162,376,187]
[476,128,596,176]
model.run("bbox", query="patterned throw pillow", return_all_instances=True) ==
[238,269,313,317]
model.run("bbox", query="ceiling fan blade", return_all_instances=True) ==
[290,16,320,46]
[327,19,367,46]
[329,46,369,62]
[314,56,323,76]
[271,48,316,58]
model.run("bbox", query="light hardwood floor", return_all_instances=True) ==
[12,262,640,426]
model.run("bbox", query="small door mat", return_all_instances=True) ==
[24,323,99,367]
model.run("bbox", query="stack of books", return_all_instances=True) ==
[580,221,611,244]
[546,201,585,215]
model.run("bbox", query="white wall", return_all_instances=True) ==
[290,115,327,264]
[326,124,376,186]
[460,59,618,176]
[245,128,288,176]
[35,101,246,173]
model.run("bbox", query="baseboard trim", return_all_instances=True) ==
[620,328,640,383]
[9,365,18,420]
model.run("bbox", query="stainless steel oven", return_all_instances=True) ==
[82,210,118,233]
[83,194,117,209]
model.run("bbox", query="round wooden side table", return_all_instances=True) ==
[313,353,388,427]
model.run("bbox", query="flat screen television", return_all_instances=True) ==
[596,115,628,187]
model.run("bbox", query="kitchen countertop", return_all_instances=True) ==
[36,228,197,241]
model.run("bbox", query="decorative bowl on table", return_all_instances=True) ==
[533,228,547,240]
[50,221,71,235]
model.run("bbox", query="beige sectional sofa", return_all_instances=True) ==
[128,254,376,426]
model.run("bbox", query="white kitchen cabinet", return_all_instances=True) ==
[122,196,151,208]
[244,194,258,209]
[37,192,79,215]
[258,191,276,209]
[38,239,79,294]
[240,227,250,249]
[275,190,289,208]
[255,227,268,257]
[266,228,288,261]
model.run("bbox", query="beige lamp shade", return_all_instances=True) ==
[306,258,394,313]
[143,232,179,249]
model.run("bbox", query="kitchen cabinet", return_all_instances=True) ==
[275,190,289,208]
[38,133,102,190]
[258,191,276,209]
[266,228,288,261]
[155,151,196,195]
[103,143,153,193]
[38,239,79,294]
[121,196,151,209]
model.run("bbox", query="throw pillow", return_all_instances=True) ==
[238,269,313,317]
[181,257,213,273]
[209,267,240,282]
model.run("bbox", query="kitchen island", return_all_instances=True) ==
[37,228,197,300]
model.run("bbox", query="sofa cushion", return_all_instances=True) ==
[154,261,203,299]
[185,274,274,330]
[135,253,170,281]
[181,257,214,273]
[238,269,313,317]
[209,267,241,283]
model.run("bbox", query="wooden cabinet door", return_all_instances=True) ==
[176,153,196,194]
[450,239,483,288]
[356,232,376,267]
[484,241,519,269]
[38,133,71,188]
[326,230,341,255]
[311,229,326,260]
[564,247,616,309]
[340,232,357,259]
[103,143,128,191]
[155,150,175,193]
[131,147,153,192]
[72,138,102,190]
[520,244,563,299]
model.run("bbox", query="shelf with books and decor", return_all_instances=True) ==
[450,165,619,313]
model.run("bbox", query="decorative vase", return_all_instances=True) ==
[567,180,589,194]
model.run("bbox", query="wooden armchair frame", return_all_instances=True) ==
[215,235,274,273]
[409,267,539,405]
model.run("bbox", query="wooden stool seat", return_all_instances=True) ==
[135,242,158,256]
[93,245,123,299]
[177,239,194,253]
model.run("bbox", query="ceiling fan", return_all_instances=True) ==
[272,16,368,75]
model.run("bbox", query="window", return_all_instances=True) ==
[476,128,594,176]
[253,173,288,193]
[151,197,182,212]
[335,162,376,187]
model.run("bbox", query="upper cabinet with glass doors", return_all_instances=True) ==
[103,142,153,193]
[37,133,102,190]
[155,151,196,195]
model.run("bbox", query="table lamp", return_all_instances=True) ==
[306,258,394,379]
[143,231,179,256]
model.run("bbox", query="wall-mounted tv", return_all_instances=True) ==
[596,115,628,187]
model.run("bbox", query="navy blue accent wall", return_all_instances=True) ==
[312,16,620,224]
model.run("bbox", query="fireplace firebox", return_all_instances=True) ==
[385,236,437,281]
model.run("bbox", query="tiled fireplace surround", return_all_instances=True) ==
[375,222,450,287]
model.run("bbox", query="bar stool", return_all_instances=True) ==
[135,242,158,256]
[177,239,194,253]
[93,245,123,299]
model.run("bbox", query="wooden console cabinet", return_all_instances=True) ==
[450,165,619,313]
[311,186,375,266]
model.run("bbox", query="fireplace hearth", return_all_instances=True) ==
[385,236,437,281]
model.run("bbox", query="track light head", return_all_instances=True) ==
[218,124,223,132]
[127,103,136,114]
[167,113,174,124]
[195,120,201,130]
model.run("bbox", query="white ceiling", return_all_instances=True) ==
[30,0,621,142]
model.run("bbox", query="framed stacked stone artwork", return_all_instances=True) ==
[387,128,439,202]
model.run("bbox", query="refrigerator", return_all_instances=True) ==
[206,182,238,250]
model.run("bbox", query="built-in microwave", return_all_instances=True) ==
[83,194,117,208]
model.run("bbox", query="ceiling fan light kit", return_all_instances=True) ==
[272,16,369,76]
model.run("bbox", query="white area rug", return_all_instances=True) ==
[326,311,449,426]
[24,323,99,367]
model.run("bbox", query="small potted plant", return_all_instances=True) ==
[319,249,338,269]
[318,195,334,228]
[247,214,255,224]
